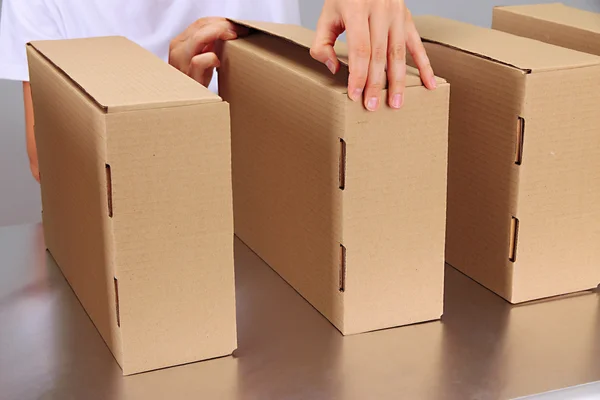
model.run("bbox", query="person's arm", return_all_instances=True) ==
[0,0,62,182]
[23,81,39,182]
[311,0,436,111]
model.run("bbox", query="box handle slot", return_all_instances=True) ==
[515,117,525,165]
[339,138,346,190]
[509,216,519,262]
[106,164,113,218]
[114,277,121,327]
[339,244,347,292]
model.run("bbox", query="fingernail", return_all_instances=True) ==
[351,88,363,101]
[429,77,437,89]
[367,97,379,111]
[326,60,336,74]
[392,94,403,109]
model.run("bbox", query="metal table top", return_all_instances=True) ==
[0,223,599,400]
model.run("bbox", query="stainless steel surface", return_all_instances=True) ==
[518,382,600,400]
[3,0,600,230]
[0,223,599,400]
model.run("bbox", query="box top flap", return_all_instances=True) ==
[495,3,600,34]
[414,15,600,72]
[230,19,439,88]
[28,36,221,113]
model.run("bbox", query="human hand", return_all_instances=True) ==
[23,82,40,183]
[169,17,248,87]
[310,0,436,111]
[28,148,40,183]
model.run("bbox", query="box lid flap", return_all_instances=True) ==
[230,19,437,88]
[28,36,220,113]
[495,3,600,34]
[414,15,600,72]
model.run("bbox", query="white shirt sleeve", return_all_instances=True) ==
[0,0,63,81]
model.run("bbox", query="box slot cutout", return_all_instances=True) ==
[105,164,113,217]
[509,216,520,262]
[515,117,525,165]
[114,277,121,327]
[339,138,346,190]
[339,244,347,292]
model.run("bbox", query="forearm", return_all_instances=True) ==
[23,81,40,182]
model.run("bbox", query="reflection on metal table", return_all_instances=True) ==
[0,224,599,399]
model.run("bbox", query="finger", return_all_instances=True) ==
[364,7,391,111]
[186,17,249,41]
[310,12,343,75]
[189,52,220,87]
[345,10,371,101]
[387,11,407,109]
[406,19,436,90]
[192,16,232,30]
[187,21,247,59]
[171,21,244,73]
[173,17,232,47]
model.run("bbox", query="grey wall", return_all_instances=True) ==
[0,0,42,227]
[1,0,599,227]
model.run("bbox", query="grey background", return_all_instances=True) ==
[1,0,600,227]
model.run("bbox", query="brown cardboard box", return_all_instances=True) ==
[410,16,600,304]
[492,3,600,56]
[219,21,450,335]
[26,36,237,375]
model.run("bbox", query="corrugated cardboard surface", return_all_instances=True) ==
[27,37,236,375]
[27,45,124,364]
[414,41,525,301]
[229,19,433,89]
[411,16,600,303]
[220,23,449,335]
[30,36,219,112]
[515,66,600,302]
[493,4,600,56]
[342,91,449,334]
[415,15,600,72]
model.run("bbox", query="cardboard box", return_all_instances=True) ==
[492,3,600,56]
[219,21,450,335]
[410,16,600,303]
[27,36,237,375]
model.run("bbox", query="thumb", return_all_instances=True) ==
[310,13,344,74]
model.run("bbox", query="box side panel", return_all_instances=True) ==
[26,48,122,364]
[410,43,527,301]
[342,84,449,335]
[492,8,600,57]
[219,38,346,331]
[106,102,236,375]
[513,67,600,303]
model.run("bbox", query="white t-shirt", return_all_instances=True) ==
[0,0,301,91]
